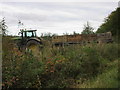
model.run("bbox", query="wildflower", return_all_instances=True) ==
[46,69,49,72]
[58,60,62,62]
[51,66,54,69]
[50,70,54,73]
[56,60,60,63]
[16,78,19,81]
[50,63,54,66]
[6,82,12,86]
[47,61,51,64]
[48,58,52,60]
[48,56,51,57]
[45,66,48,69]
[12,76,15,80]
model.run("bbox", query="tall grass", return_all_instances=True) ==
[76,60,119,88]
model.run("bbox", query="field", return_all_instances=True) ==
[2,36,120,88]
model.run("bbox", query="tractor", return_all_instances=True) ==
[13,29,43,54]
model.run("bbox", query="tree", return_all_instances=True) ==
[41,32,53,40]
[96,7,120,36]
[81,21,94,34]
[63,32,69,35]
[0,18,8,36]
[73,31,79,35]
[96,7,120,42]
[18,20,24,29]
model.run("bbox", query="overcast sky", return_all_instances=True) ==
[0,0,119,36]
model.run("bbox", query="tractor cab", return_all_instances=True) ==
[19,29,37,38]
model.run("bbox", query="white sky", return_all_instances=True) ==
[0,0,119,36]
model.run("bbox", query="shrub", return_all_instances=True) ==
[97,44,119,61]
[2,37,45,88]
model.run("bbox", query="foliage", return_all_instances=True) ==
[73,31,79,35]
[96,7,120,42]
[0,18,8,36]
[2,36,119,88]
[75,60,119,88]
[41,32,57,41]
[81,21,94,34]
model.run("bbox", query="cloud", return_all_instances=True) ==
[0,2,118,36]
[1,0,120,2]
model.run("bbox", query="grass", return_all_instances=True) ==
[75,60,119,88]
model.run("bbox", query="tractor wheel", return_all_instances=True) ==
[26,40,42,56]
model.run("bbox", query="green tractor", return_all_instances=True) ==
[13,29,43,54]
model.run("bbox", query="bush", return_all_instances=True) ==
[98,44,119,61]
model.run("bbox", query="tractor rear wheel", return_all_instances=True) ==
[26,40,42,56]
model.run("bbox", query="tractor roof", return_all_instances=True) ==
[20,29,37,32]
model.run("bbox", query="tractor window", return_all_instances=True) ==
[26,32,33,37]
[33,31,36,37]
[26,31,36,37]
[23,32,25,37]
